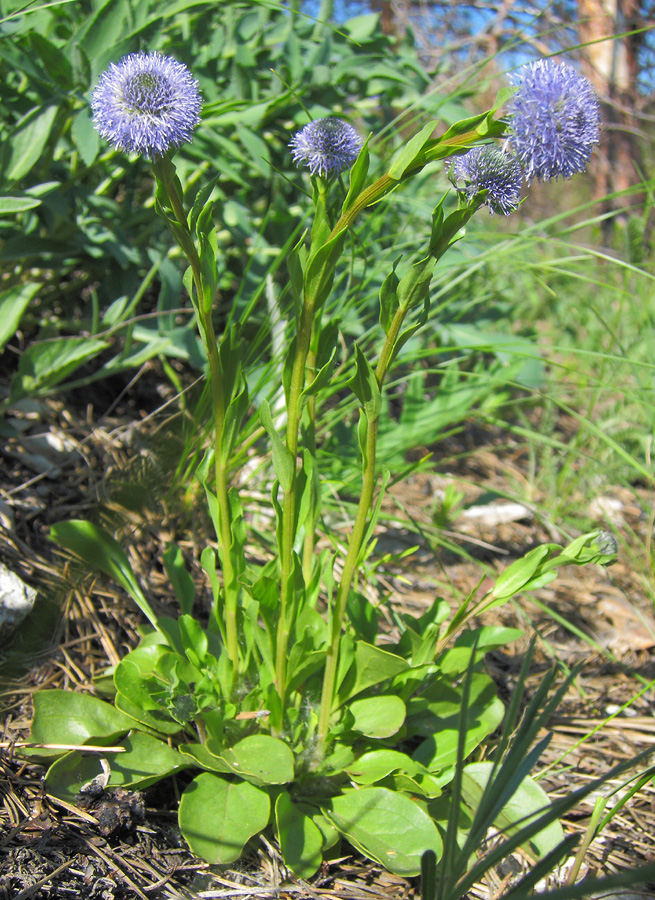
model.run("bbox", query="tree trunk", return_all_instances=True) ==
[577,0,643,225]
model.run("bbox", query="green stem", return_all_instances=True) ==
[315,298,412,752]
[275,291,316,701]
[316,408,379,750]
[302,348,318,584]
[327,125,493,242]
[153,157,240,682]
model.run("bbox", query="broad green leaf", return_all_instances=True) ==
[205,735,294,786]
[28,33,74,87]
[105,731,189,788]
[337,641,409,703]
[347,749,413,784]
[308,809,340,850]
[347,695,406,738]
[0,283,40,351]
[30,690,134,752]
[5,104,59,182]
[50,520,160,632]
[325,787,442,876]
[179,773,270,864]
[45,733,188,801]
[347,749,423,785]
[346,750,444,798]
[276,792,323,878]
[461,762,565,857]
[45,752,106,802]
[410,673,504,774]
[179,743,232,773]
[438,626,524,675]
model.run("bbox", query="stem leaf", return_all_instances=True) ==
[260,399,295,493]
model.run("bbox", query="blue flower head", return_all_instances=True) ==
[92,52,202,158]
[450,145,523,216]
[506,59,600,182]
[289,117,363,178]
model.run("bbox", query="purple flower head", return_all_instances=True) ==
[506,59,600,182]
[289,117,363,178]
[92,51,202,158]
[450,145,523,216]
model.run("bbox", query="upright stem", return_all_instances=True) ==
[153,157,240,681]
[302,348,318,584]
[316,410,379,749]
[275,293,316,701]
[316,299,412,752]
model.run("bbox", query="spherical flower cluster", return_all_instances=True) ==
[289,117,363,178]
[506,59,600,182]
[92,51,202,158]
[450,145,523,216]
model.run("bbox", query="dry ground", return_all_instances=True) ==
[2,363,655,899]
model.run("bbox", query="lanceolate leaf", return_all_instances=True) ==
[0,282,40,352]
[50,520,161,632]
[260,399,295,493]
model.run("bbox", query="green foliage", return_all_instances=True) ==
[34,522,615,876]
[1,0,447,401]
[8,0,647,889]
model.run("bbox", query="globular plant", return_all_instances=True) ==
[28,50,619,885]
[506,59,601,182]
[289,116,364,177]
[91,51,202,158]
[450,145,523,215]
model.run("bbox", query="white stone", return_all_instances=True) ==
[0,563,37,641]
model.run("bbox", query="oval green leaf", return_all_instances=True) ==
[30,690,135,752]
[107,732,188,789]
[347,695,406,738]
[217,735,295,786]
[179,773,270,864]
[461,762,565,857]
[275,792,323,879]
[325,787,442,877]
[45,751,105,802]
